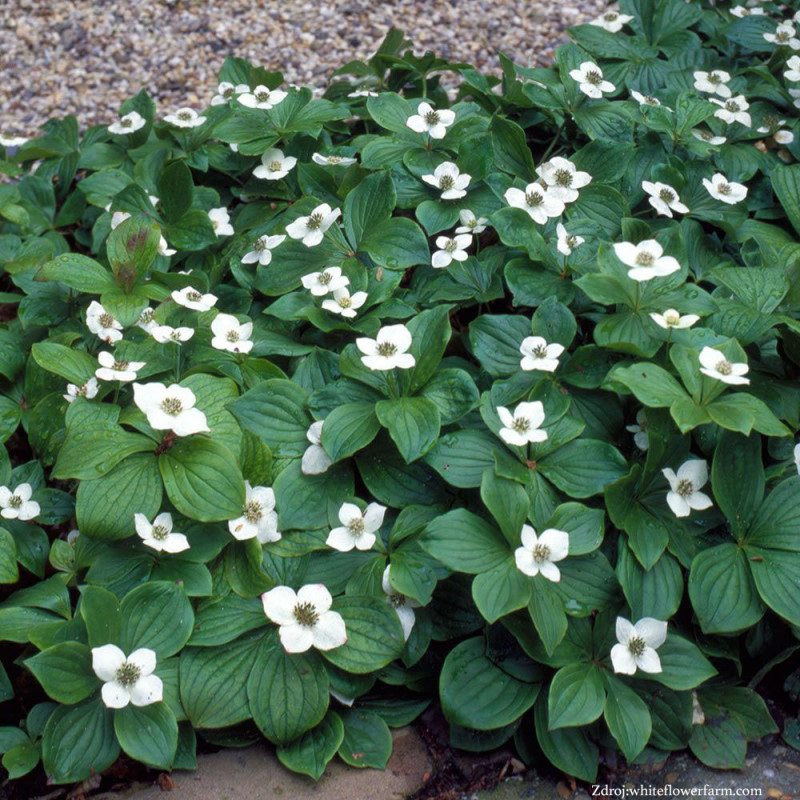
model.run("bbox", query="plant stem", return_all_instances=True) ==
[541,119,566,162]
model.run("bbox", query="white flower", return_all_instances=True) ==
[693,70,732,98]
[150,325,195,344]
[569,61,616,98]
[432,234,472,268]
[136,308,158,333]
[610,618,667,675]
[261,584,346,653]
[302,421,332,475]
[133,382,209,436]
[92,645,163,709]
[536,157,592,203]
[285,203,341,247]
[556,223,584,255]
[514,524,569,581]
[95,351,145,382]
[0,134,28,147]
[134,511,189,553]
[406,101,456,139]
[497,402,548,446]
[239,85,287,110]
[64,377,100,403]
[710,95,752,127]
[625,409,649,451]
[356,324,416,371]
[210,81,249,105]
[790,89,800,110]
[785,55,800,81]
[642,181,689,218]
[794,442,800,475]
[171,286,218,311]
[327,501,386,552]
[301,266,349,296]
[163,108,206,128]
[764,22,800,49]
[731,5,763,16]
[157,236,176,257]
[321,287,368,318]
[698,347,750,385]
[108,111,146,135]
[210,313,253,353]
[519,336,564,372]
[348,89,379,98]
[86,300,123,345]
[241,234,285,266]
[421,162,471,200]
[614,240,681,282]
[504,183,564,224]
[208,207,234,236]
[774,129,795,144]
[691,129,726,146]
[631,91,667,109]
[650,309,700,329]
[702,173,747,205]
[228,481,279,543]
[662,459,713,518]
[0,483,40,521]
[312,153,357,166]
[253,148,297,181]
[382,566,420,641]
[589,10,634,32]
[455,209,488,234]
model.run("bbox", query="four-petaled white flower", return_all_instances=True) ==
[614,240,681,282]
[312,153,357,166]
[693,70,731,98]
[557,223,584,255]
[301,266,349,296]
[785,55,800,82]
[710,95,752,127]
[133,382,209,436]
[241,234,285,266]
[96,351,145,382]
[208,207,234,236]
[0,483,39,521]
[136,308,158,334]
[322,287,368,318]
[211,313,253,354]
[64,377,100,404]
[764,22,800,49]
[631,91,667,109]
[625,409,649,451]
[86,300,123,344]
[171,286,218,312]
[703,173,748,205]
[286,203,341,247]
[134,511,189,553]
[698,347,750,385]
[406,101,456,139]
[691,129,726,146]
[642,181,689,218]
[239,85,287,110]
[302,421,333,476]
[514,524,569,581]
[0,134,28,147]
[610,617,667,675]
[421,162,471,200]
[210,81,249,105]
[327,501,386,552]
[357,324,416,371]
[253,148,297,181]
[650,309,699,330]
[262,584,347,653]
[662,459,713,518]
[92,644,163,708]
[504,182,564,224]
[589,10,634,32]
[229,481,280,543]
[382,565,420,641]
[150,325,195,344]
[164,108,206,128]
[569,61,616,98]
[519,336,564,372]
[731,5,764,17]
[536,157,592,203]
[497,401,548,446]
[108,111,146,135]
[455,209,488,234]
[432,234,472,268]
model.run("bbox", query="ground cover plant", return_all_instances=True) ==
[1,0,800,790]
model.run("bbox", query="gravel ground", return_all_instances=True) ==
[0,0,607,136]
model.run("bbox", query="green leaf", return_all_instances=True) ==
[119,581,194,658]
[107,213,161,292]
[545,503,604,556]
[616,542,683,621]
[469,315,530,377]
[405,305,452,393]
[746,477,800,551]
[534,694,598,783]
[747,547,800,626]
[321,402,381,462]
[157,160,194,224]
[472,560,532,623]
[360,217,430,269]
[603,674,652,762]
[649,634,717,691]
[80,586,121,648]
[375,396,440,463]
[711,431,764,536]
[531,297,576,349]
[423,509,509,574]
[344,170,396,246]
[528,582,568,655]
[25,642,95,704]
[277,711,344,780]
[338,710,393,769]
[114,703,178,770]
[480,471,529,546]
[36,254,114,293]
[689,710,746,769]
[0,528,18,584]
[548,662,605,730]
[424,428,501,488]
[490,115,535,181]
[613,363,689,408]
[2,740,40,779]
[771,164,800,239]
[538,439,628,499]
[366,93,414,133]
[273,461,353,531]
